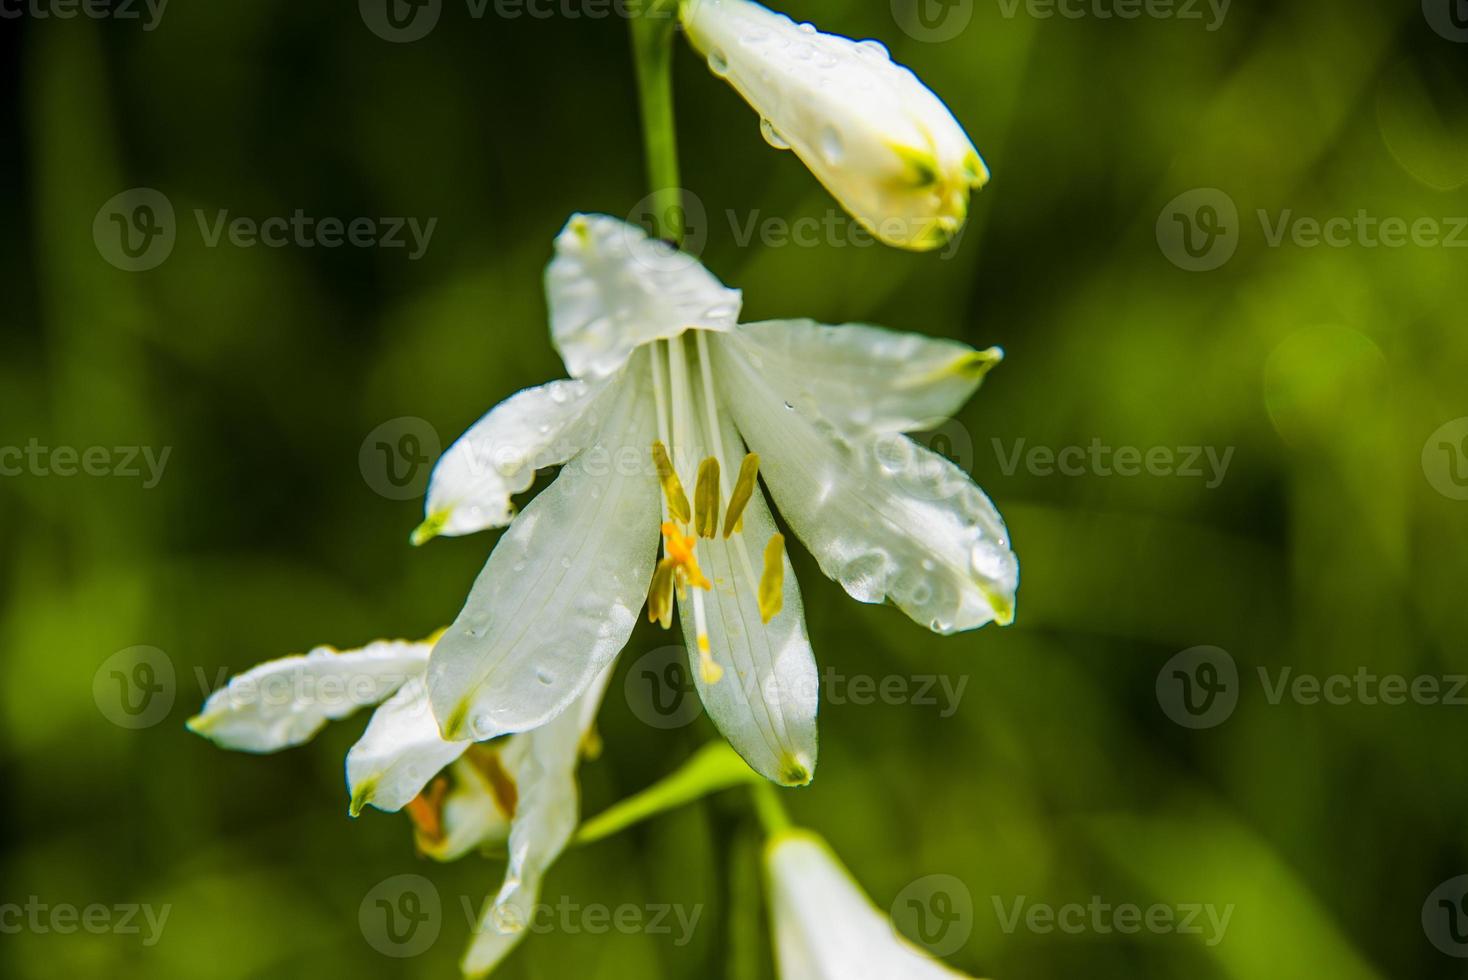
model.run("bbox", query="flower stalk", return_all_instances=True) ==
[630,0,685,244]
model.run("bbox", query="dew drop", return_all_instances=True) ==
[798,20,816,33]
[708,49,729,76]
[472,713,494,738]
[858,39,890,60]
[549,386,570,405]
[819,127,844,165]
[536,668,555,685]
[760,118,791,150]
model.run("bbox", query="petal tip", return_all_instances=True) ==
[777,755,814,787]
[411,511,449,547]
[349,777,379,818]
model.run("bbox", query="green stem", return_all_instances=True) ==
[630,0,684,243]
[749,780,793,837]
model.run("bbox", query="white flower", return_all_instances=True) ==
[188,635,610,977]
[679,0,989,251]
[419,214,1017,787]
[765,830,976,979]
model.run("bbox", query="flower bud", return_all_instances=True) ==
[681,0,989,251]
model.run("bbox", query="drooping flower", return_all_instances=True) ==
[679,0,989,251]
[765,829,976,979]
[419,214,1018,787]
[188,636,610,977]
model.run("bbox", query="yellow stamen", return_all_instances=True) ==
[648,558,677,628]
[759,533,786,623]
[652,441,691,524]
[662,522,712,591]
[694,456,721,539]
[696,632,723,684]
[404,776,450,844]
[724,453,760,538]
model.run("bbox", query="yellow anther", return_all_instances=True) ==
[696,633,723,684]
[662,523,712,590]
[758,533,786,623]
[648,559,676,628]
[724,453,760,538]
[652,441,691,524]
[694,457,721,539]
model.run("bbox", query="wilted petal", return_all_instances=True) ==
[767,831,976,979]
[428,357,660,742]
[186,639,430,753]
[681,0,987,250]
[460,667,612,978]
[681,369,818,786]
[417,376,616,543]
[546,214,741,379]
[732,319,1001,434]
[717,339,1017,633]
[346,676,471,816]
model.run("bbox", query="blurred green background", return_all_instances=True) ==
[3,0,1468,977]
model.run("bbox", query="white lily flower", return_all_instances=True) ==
[679,0,989,251]
[189,637,611,975]
[421,214,1017,787]
[766,830,976,979]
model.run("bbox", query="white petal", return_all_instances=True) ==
[186,639,430,753]
[680,364,818,786]
[681,0,986,251]
[346,676,470,816]
[418,375,617,543]
[460,666,612,978]
[716,339,1017,633]
[428,358,661,742]
[767,831,975,979]
[545,214,741,379]
[732,319,1001,434]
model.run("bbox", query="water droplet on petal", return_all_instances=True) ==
[761,118,791,150]
[858,39,889,60]
[708,49,729,76]
[472,713,493,737]
[798,20,816,33]
[820,127,844,165]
